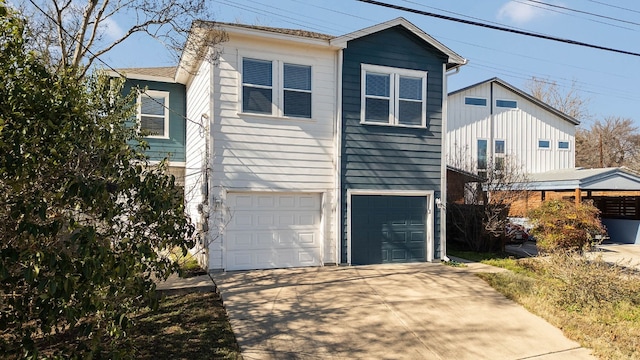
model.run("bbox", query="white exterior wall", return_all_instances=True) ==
[208,34,338,269]
[184,58,212,268]
[447,81,576,174]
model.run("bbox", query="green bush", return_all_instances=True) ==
[527,199,606,254]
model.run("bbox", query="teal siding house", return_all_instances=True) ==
[113,67,187,183]
[331,19,466,265]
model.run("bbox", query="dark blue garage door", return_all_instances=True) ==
[351,195,427,265]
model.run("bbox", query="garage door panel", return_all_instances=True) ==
[225,193,322,271]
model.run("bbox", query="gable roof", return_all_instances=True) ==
[108,66,178,83]
[516,167,640,191]
[449,77,580,125]
[330,17,466,70]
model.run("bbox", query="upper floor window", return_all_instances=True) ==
[465,97,487,106]
[242,58,312,118]
[496,99,517,109]
[361,64,427,128]
[538,139,551,149]
[558,140,570,150]
[138,90,169,139]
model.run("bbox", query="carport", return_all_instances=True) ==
[512,167,640,244]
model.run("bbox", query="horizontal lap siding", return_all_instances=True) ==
[341,26,447,261]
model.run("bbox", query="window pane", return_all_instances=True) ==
[538,140,550,148]
[558,141,570,149]
[284,90,311,118]
[465,97,487,106]
[398,100,422,126]
[366,73,390,97]
[365,98,389,122]
[243,58,272,86]
[495,140,505,154]
[399,77,422,100]
[141,96,165,116]
[141,116,165,136]
[284,64,311,90]
[478,139,487,170]
[243,87,272,114]
[496,99,517,108]
[495,157,505,171]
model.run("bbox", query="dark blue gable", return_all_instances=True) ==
[341,25,448,263]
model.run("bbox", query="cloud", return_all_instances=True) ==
[497,1,546,24]
[99,17,124,40]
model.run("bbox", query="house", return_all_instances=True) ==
[113,67,187,184]
[173,18,466,271]
[447,77,579,177]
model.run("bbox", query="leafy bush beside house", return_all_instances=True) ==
[527,199,606,254]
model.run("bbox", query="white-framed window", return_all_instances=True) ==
[496,99,517,109]
[477,139,488,178]
[538,139,551,149]
[558,140,570,150]
[494,139,505,170]
[241,57,312,119]
[138,90,169,139]
[465,97,487,106]
[361,64,427,128]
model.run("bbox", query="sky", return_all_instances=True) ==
[102,0,640,127]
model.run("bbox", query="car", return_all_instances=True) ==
[505,222,529,243]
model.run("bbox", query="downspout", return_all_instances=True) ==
[208,55,216,270]
[441,64,462,262]
[335,49,344,265]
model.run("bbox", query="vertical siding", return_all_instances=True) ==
[447,81,576,175]
[211,35,338,266]
[184,59,212,268]
[123,79,187,162]
[341,26,448,261]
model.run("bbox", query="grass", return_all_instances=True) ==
[464,251,640,359]
[447,249,531,274]
[129,291,242,359]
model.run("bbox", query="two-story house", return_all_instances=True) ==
[173,18,466,271]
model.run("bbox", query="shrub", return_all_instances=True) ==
[527,199,606,254]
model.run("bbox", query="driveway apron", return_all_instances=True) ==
[213,263,594,360]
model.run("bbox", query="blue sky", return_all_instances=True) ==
[103,0,640,126]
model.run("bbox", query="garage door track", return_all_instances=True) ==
[213,263,594,359]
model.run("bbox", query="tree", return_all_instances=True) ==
[576,116,640,170]
[0,6,195,357]
[525,76,590,121]
[15,0,226,78]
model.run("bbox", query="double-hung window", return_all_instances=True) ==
[242,58,312,118]
[494,139,505,170]
[361,64,427,127]
[138,90,169,138]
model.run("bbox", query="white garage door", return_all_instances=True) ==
[225,192,323,271]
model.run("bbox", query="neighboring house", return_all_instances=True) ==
[174,18,466,271]
[112,67,187,184]
[447,77,579,177]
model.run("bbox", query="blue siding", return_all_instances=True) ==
[341,26,447,262]
[123,79,186,162]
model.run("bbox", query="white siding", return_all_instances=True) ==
[184,58,212,268]
[447,81,576,175]
[205,34,338,269]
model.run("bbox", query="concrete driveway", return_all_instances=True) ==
[213,263,594,359]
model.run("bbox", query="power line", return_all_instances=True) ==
[523,0,640,27]
[356,0,640,57]
[586,0,640,15]
[513,0,634,31]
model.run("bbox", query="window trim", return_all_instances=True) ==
[496,99,518,109]
[464,97,488,106]
[239,56,314,120]
[360,64,427,128]
[538,139,551,149]
[477,138,488,173]
[138,90,170,139]
[494,139,506,170]
[558,140,571,150]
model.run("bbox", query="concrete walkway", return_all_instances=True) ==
[213,263,594,360]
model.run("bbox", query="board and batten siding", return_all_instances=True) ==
[184,58,212,268]
[210,34,338,266]
[341,26,448,261]
[448,81,576,174]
